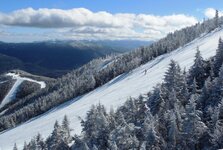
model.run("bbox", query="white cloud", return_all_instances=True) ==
[204,8,223,18]
[0,8,128,28]
[0,8,198,41]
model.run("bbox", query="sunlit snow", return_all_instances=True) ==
[0,28,222,150]
[0,73,46,109]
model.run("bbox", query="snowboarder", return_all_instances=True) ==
[144,69,147,75]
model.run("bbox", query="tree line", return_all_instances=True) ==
[14,36,223,150]
[1,11,222,133]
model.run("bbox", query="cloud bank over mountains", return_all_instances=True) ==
[0,7,200,41]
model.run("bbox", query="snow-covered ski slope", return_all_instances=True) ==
[0,29,223,150]
[0,73,46,109]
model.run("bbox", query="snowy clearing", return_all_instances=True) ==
[0,28,222,150]
[0,73,46,109]
[0,81,7,84]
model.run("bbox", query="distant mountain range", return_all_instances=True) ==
[0,40,150,77]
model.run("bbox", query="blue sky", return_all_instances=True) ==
[1,0,223,17]
[0,0,222,42]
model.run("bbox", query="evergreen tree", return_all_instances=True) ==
[148,87,165,115]
[213,38,223,75]
[197,77,212,112]
[36,133,45,150]
[28,139,37,150]
[81,104,110,149]
[208,65,223,107]
[215,10,219,28]
[167,112,179,149]
[108,107,117,130]
[178,73,189,106]
[182,95,207,149]
[163,60,179,93]
[72,135,87,150]
[139,142,146,150]
[83,142,90,150]
[13,143,18,150]
[47,121,69,150]
[211,122,223,149]
[115,110,126,126]
[143,115,162,149]
[23,142,28,150]
[121,98,137,124]
[109,141,118,150]
[162,60,188,106]
[187,47,206,89]
[167,89,179,110]
[62,115,72,143]
[110,123,139,150]
[191,78,198,94]
[210,101,223,149]
[92,145,98,150]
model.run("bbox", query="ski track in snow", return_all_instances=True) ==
[0,81,7,84]
[0,29,223,150]
[0,73,46,109]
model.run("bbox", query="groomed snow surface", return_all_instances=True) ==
[0,29,223,150]
[0,73,46,109]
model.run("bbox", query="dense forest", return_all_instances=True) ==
[16,36,223,150]
[0,40,147,77]
[0,12,222,134]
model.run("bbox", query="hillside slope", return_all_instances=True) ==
[0,73,46,109]
[0,40,150,77]
[0,28,222,150]
[0,54,24,73]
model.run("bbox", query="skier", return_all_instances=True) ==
[144,69,147,75]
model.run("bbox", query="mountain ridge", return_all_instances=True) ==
[0,40,150,77]
[0,25,222,150]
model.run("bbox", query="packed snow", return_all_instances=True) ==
[6,73,46,89]
[0,73,46,109]
[0,29,222,150]
[0,81,7,84]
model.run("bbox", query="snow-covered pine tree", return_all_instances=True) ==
[13,143,18,150]
[119,98,138,124]
[83,142,90,150]
[162,60,188,107]
[148,87,165,115]
[210,99,223,149]
[35,133,45,150]
[92,145,98,150]
[215,9,219,28]
[47,120,69,150]
[23,142,28,150]
[187,47,206,89]
[142,114,162,149]
[71,135,87,150]
[208,64,223,107]
[182,95,207,149]
[62,115,72,143]
[197,77,212,112]
[211,122,223,149]
[95,107,110,150]
[213,38,223,75]
[163,60,178,94]
[108,141,118,150]
[167,112,179,149]
[110,123,139,150]
[178,72,189,106]
[139,141,146,150]
[27,138,37,150]
[80,104,110,149]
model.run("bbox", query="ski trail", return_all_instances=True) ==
[0,28,222,150]
[0,73,46,108]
